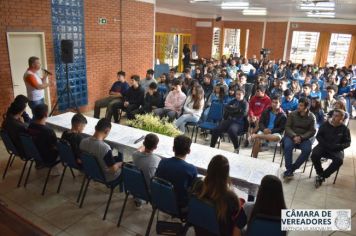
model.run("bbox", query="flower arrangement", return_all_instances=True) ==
[126,113,181,137]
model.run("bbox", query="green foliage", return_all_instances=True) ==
[126,113,181,137]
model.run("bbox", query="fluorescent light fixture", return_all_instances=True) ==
[307,12,335,18]
[221,6,249,10]
[189,0,213,3]
[300,6,335,11]
[242,8,267,16]
[221,2,249,7]
[300,2,335,8]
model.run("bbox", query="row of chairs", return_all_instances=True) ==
[1,129,283,235]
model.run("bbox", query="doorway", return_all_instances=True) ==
[6,32,51,114]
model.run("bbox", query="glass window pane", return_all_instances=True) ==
[290,31,320,64]
[327,33,351,67]
[223,28,241,57]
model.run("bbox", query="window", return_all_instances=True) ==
[290,31,320,64]
[211,27,221,59]
[327,33,351,67]
[223,28,241,57]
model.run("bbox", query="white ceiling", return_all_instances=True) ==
[156,0,356,21]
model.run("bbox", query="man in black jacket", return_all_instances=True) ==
[112,75,145,122]
[210,88,249,153]
[251,95,287,158]
[312,109,351,188]
[131,82,163,117]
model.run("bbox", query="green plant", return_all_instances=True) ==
[126,113,181,137]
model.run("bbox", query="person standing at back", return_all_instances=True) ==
[23,56,50,113]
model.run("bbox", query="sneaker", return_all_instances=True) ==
[234,148,240,154]
[283,170,294,179]
[134,198,142,209]
[315,175,325,188]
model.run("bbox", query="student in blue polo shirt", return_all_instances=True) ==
[281,89,298,115]
[155,135,197,209]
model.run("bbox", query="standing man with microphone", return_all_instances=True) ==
[23,56,50,114]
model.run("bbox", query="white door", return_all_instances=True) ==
[7,32,51,114]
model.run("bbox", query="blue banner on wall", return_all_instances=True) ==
[51,0,88,111]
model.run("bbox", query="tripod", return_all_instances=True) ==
[49,63,79,116]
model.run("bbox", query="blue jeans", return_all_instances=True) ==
[283,136,312,172]
[28,98,45,114]
[175,114,199,133]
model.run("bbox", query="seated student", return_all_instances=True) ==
[201,74,214,101]
[289,78,301,95]
[131,82,162,117]
[231,74,252,101]
[244,175,286,233]
[61,113,88,163]
[310,81,321,99]
[153,79,186,122]
[140,69,157,93]
[194,67,203,84]
[246,85,271,146]
[281,89,298,115]
[94,71,129,119]
[321,86,337,114]
[210,89,249,153]
[327,98,350,126]
[312,109,351,188]
[283,98,316,179]
[155,135,197,209]
[225,86,236,104]
[1,97,28,158]
[337,77,351,98]
[112,75,145,122]
[194,155,247,236]
[251,96,287,158]
[157,73,170,98]
[80,118,123,182]
[297,83,312,100]
[175,85,204,133]
[13,95,31,124]
[310,98,325,128]
[215,75,229,95]
[27,104,58,165]
[168,68,176,84]
[202,85,226,121]
[132,133,160,187]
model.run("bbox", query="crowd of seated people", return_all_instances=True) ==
[1,54,355,234]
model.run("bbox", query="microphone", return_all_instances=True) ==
[42,68,52,75]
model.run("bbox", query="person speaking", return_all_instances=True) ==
[23,56,50,113]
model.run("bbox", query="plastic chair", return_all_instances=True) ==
[0,130,30,187]
[79,152,123,220]
[19,134,61,195]
[56,139,84,201]
[184,197,220,235]
[146,177,183,236]
[117,163,151,227]
[194,102,224,142]
[246,215,285,236]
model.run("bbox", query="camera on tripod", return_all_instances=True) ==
[260,48,271,58]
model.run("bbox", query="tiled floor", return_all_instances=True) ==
[0,112,355,236]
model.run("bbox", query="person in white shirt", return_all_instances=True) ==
[240,58,256,75]
[175,85,204,133]
[23,56,50,113]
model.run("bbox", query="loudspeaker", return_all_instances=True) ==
[61,40,73,63]
[215,16,222,22]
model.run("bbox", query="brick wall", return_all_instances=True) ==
[0,0,56,117]
[196,19,214,59]
[0,0,154,117]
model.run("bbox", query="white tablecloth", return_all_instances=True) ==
[47,112,280,196]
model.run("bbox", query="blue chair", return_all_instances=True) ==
[0,130,30,187]
[246,215,285,236]
[56,139,84,202]
[194,102,224,142]
[117,163,150,227]
[19,134,61,195]
[184,197,220,235]
[79,152,123,220]
[146,177,183,236]
[186,121,199,140]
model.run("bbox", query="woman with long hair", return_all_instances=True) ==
[310,98,325,128]
[196,155,246,236]
[175,84,204,133]
[245,175,286,231]
[310,81,321,100]
[290,78,301,95]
